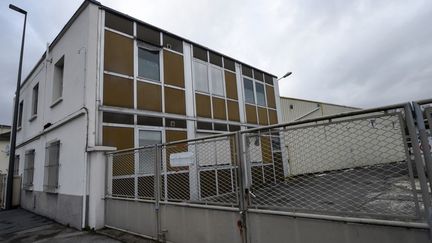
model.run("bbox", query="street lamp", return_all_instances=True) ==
[277,71,292,81]
[6,4,27,210]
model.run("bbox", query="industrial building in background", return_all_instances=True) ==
[280,96,360,122]
[11,0,281,230]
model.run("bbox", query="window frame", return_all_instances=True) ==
[255,82,267,107]
[31,83,39,119]
[52,56,65,106]
[23,150,35,190]
[193,59,209,93]
[243,77,255,105]
[137,43,161,83]
[44,140,61,193]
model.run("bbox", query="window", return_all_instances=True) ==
[138,130,161,174]
[243,78,255,104]
[193,61,209,92]
[255,82,266,106]
[24,150,35,189]
[52,56,64,103]
[18,101,23,128]
[13,155,19,176]
[138,47,160,81]
[31,83,39,116]
[210,66,224,96]
[44,141,60,192]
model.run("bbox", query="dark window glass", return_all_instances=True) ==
[253,69,263,81]
[105,12,133,35]
[193,46,207,62]
[255,82,266,106]
[197,121,213,130]
[229,125,241,132]
[223,57,235,72]
[103,112,134,124]
[18,101,23,127]
[165,118,187,128]
[163,34,183,53]
[138,48,160,81]
[214,123,227,131]
[244,78,255,104]
[137,116,163,126]
[32,84,39,116]
[264,74,274,85]
[137,24,161,46]
[242,65,252,77]
[209,52,222,67]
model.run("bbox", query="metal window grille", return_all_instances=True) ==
[44,141,60,192]
[23,150,35,189]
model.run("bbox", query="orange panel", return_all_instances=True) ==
[225,71,238,100]
[104,30,133,76]
[195,93,211,118]
[227,100,240,122]
[258,107,269,125]
[268,109,278,124]
[212,97,226,120]
[137,82,162,112]
[266,85,276,109]
[245,104,257,124]
[103,74,133,108]
[163,50,185,88]
[164,87,186,115]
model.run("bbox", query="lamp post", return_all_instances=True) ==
[277,71,292,81]
[6,4,27,210]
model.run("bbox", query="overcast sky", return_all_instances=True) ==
[1,0,431,125]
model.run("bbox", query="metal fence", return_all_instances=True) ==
[105,100,432,240]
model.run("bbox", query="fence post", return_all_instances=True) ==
[413,102,432,191]
[404,103,432,238]
[235,132,249,243]
[154,145,162,241]
[106,154,113,197]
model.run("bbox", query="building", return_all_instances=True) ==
[0,125,11,174]
[13,0,282,229]
[280,96,360,122]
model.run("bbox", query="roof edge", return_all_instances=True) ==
[280,96,361,110]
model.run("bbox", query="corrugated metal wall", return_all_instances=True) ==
[280,97,359,122]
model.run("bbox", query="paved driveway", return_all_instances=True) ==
[0,209,120,243]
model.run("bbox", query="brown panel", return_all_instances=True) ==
[165,118,187,128]
[137,82,162,112]
[104,31,133,76]
[212,97,226,120]
[245,104,257,124]
[105,12,133,35]
[266,85,276,108]
[258,107,269,125]
[242,65,253,77]
[253,69,264,81]
[166,130,187,142]
[102,126,134,150]
[164,87,186,115]
[195,93,211,118]
[103,74,133,108]
[261,135,272,163]
[137,24,161,46]
[223,57,235,72]
[193,45,208,62]
[268,109,278,124]
[227,100,240,122]
[163,50,185,88]
[225,71,238,100]
[163,34,183,53]
[209,52,222,67]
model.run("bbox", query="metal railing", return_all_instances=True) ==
[105,100,432,229]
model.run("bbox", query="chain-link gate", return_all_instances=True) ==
[104,101,432,243]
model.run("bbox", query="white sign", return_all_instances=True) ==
[170,151,194,167]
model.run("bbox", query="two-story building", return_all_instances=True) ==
[14,0,282,230]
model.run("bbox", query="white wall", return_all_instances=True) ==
[0,140,9,174]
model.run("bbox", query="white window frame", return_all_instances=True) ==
[243,77,256,105]
[137,42,161,83]
[193,58,210,93]
[255,81,267,107]
[31,83,39,119]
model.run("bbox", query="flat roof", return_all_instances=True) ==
[281,96,360,110]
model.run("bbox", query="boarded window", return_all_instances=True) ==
[212,97,226,120]
[103,74,134,108]
[195,93,211,118]
[225,71,238,100]
[44,141,60,192]
[104,30,133,76]
[137,82,162,112]
[164,87,186,115]
[163,50,185,87]
[23,150,35,189]
[103,126,134,150]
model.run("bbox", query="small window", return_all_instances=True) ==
[18,101,23,128]
[44,141,60,192]
[52,56,64,103]
[13,155,20,176]
[138,47,160,81]
[210,66,224,96]
[255,82,266,106]
[32,84,39,116]
[24,150,35,189]
[194,61,209,93]
[243,78,255,104]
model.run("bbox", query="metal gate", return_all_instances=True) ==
[104,101,432,243]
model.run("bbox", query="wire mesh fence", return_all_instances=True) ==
[243,111,423,220]
[106,103,432,222]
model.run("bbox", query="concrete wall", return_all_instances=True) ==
[15,2,100,229]
[0,140,9,174]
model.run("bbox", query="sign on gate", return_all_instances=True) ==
[170,151,194,167]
